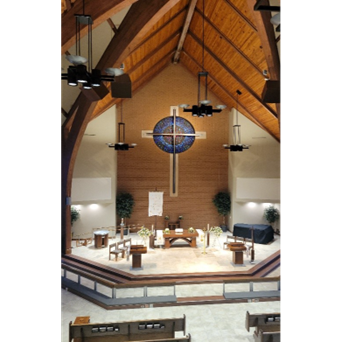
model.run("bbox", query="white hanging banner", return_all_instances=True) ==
[148,191,163,217]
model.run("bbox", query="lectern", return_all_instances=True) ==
[228,242,247,265]
[130,245,147,270]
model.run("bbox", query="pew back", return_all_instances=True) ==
[245,311,280,332]
[69,315,187,342]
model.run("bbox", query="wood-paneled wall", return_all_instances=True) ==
[117,63,229,230]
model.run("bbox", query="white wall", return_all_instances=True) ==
[228,108,281,232]
[71,106,117,237]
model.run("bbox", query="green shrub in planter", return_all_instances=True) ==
[212,192,231,231]
[71,206,80,226]
[116,192,135,220]
[264,205,280,225]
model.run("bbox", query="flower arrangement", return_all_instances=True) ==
[212,226,223,237]
[138,226,153,239]
[163,228,170,234]
[188,227,195,233]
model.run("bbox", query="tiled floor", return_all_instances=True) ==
[62,231,281,341]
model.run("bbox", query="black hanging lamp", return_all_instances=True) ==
[107,101,136,151]
[179,0,226,117]
[61,0,114,89]
[223,90,250,151]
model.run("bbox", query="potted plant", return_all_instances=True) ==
[212,191,231,232]
[116,192,135,238]
[70,206,80,242]
[264,205,280,231]
[71,206,80,226]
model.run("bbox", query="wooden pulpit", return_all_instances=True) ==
[130,245,147,270]
[228,242,247,265]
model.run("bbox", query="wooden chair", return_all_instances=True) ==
[75,233,93,247]
[108,225,117,239]
[121,238,132,257]
[108,242,124,261]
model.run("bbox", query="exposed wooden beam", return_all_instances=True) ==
[96,0,182,70]
[62,0,138,54]
[246,0,280,124]
[187,31,278,119]
[107,17,119,34]
[173,0,198,64]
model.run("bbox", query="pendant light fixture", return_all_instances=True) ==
[61,0,115,89]
[107,101,136,151]
[180,0,226,117]
[223,90,250,151]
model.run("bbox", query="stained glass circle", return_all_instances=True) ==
[153,116,195,153]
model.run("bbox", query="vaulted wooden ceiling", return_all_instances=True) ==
[61,0,280,142]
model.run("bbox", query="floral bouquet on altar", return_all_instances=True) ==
[163,228,170,234]
[188,227,195,233]
[212,226,223,237]
[138,226,153,239]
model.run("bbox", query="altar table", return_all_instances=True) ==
[163,230,198,248]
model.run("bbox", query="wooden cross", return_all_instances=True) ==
[142,106,206,196]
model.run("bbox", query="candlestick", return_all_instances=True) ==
[202,227,207,254]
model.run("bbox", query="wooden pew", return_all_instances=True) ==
[133,336,191,342]
[253,326,280,342]
[69,315,189,342]
[245,311,280,342]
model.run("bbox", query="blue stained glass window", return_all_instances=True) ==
[153,116,195,153]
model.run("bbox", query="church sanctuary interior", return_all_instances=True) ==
[61,0,286,340]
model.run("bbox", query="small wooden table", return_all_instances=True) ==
[163,230,199,248]
[94,230,109,248]
[130,245,147,269]
[228,242,247,264]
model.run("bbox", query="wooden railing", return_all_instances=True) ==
[62,263,280,309]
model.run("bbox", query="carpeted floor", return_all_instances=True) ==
[62,231,281,341]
